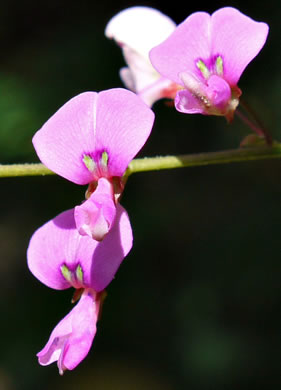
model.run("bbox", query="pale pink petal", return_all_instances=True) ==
[121,45,159,93]
[175,90,204,114]
[138,77,180,107]
[150,12,211,86]
[120,67,136,91]
[74,178,116,241]
[94,89,154,177]
[105,7,176,106]
[210,7,269,85]
[32,92,99,185]
[175,72,205,114]
[121,47,178,106]
[105,6,176,59]
[27,204,133,291]
[37,289,99,374]
[75,201,110,241]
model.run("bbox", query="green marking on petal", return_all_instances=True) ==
[75,264,83,283]
[196,60,210,79]
[83,155,96,172]
[101,151,109,167]
[61,264,72,283]
[215,56,223,76]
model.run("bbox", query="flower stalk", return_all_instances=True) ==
[236,99,273,145]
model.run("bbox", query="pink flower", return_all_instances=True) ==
[27,205,133,373]
[33,88,154,241]
[149,7,269,121]
[27,205,132,292]
[105,6,179,106]
[37,289,101,375]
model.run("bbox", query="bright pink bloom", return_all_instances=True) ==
[27,205,132,373]
[105,7,179,106]
[149,7,269,121]
[27,205,132,292]
[37,289,100,375]
[33,88,154,241]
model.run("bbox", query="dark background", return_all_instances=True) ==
[0,1,280,389]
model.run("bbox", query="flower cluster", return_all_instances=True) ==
[106,6,268,121]
[28,6,269,374]
[28,89,154,373]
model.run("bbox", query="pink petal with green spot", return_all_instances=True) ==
[93,89,154,177]
[27,204,133,292]
[149,12,211,85]
[33,89,154,184]
[150,7,268,87]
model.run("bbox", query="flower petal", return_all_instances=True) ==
[106,7,177,107]
[33,92,99,185]
[150,12,211,86]
[120,47,179,107]
[121,45,159,93]
[210,7,269,85]
[94,88,154,177]
[37,289,99,374]
[27,209,94,290]
[27,204,133,291]
[138,77,180,108]
[175,90,204,114]
[33,89,155,183]
[105,6,176,59]
[203,75,231,110]
[89,203,133,291]
[119,67,136,91]
[74,177,116,241]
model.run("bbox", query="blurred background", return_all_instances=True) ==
[0,0,280,389]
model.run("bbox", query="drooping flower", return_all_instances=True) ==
[37,289,100,375]
[105,6,179,106]
[33,88,154,241]
[27,204,133,373]
[149,7,269,121]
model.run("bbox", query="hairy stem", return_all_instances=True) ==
[126,144,281,176]
[0,144,280,179]
[0,163,54,177]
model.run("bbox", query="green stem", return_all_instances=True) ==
[0,163,54,177]
[1,143,280,179]
[126,144,281,176]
